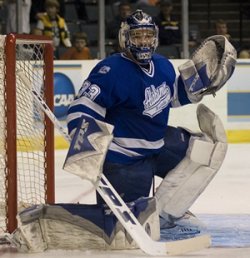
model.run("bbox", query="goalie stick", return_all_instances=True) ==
[16,70,211,256]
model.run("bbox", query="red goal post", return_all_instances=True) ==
[0,34,55,234]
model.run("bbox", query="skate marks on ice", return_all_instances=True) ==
[1,215,250,258]
[160,214,250,248]
[199,214,250,247]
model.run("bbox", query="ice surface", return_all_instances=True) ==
[1,144,250,257]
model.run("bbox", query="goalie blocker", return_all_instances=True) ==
[63,114,114,184]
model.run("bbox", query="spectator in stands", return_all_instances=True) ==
[33,0,71,59]
[153,0,181,46]
[215,19,231,41]
[60,32,92,60]
[30,0,65,25]
[238,49,250,59]
[214,19,240,53]
[136,0,159,6]
[5,0,31,34]
[106,1,132,40]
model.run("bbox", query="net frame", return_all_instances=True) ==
[0,34,55,233]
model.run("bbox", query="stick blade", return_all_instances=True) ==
[165,234,211,256]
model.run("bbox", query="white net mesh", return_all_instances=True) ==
[0,35,54,234]
[0,35,7,231]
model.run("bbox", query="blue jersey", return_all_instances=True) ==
[67,53,191,164]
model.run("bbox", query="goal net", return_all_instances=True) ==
[0,34,55,234]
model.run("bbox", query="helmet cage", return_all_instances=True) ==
[119,10,159,65]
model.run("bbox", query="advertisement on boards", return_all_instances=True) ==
[53,60,99,119]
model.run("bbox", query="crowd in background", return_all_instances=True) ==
[0,0,249,59]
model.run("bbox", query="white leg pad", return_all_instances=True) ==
[155,104,227,218]
[10,198,159,252]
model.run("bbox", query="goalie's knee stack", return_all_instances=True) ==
[11,197,160,252]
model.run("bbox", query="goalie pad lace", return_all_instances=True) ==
[178,35,237,102]
[9,197,159,252]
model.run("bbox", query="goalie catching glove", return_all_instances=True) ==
[178,35,237,103]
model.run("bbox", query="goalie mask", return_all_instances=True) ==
[119,10,158,65]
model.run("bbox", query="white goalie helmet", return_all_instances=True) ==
[119,10,159,65]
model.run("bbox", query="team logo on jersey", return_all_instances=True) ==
[143,82,171,118]
[98,65,111,74]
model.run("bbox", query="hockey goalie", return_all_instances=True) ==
[8,10,236,253]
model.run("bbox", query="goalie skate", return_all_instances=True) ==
[160,211,207,241]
